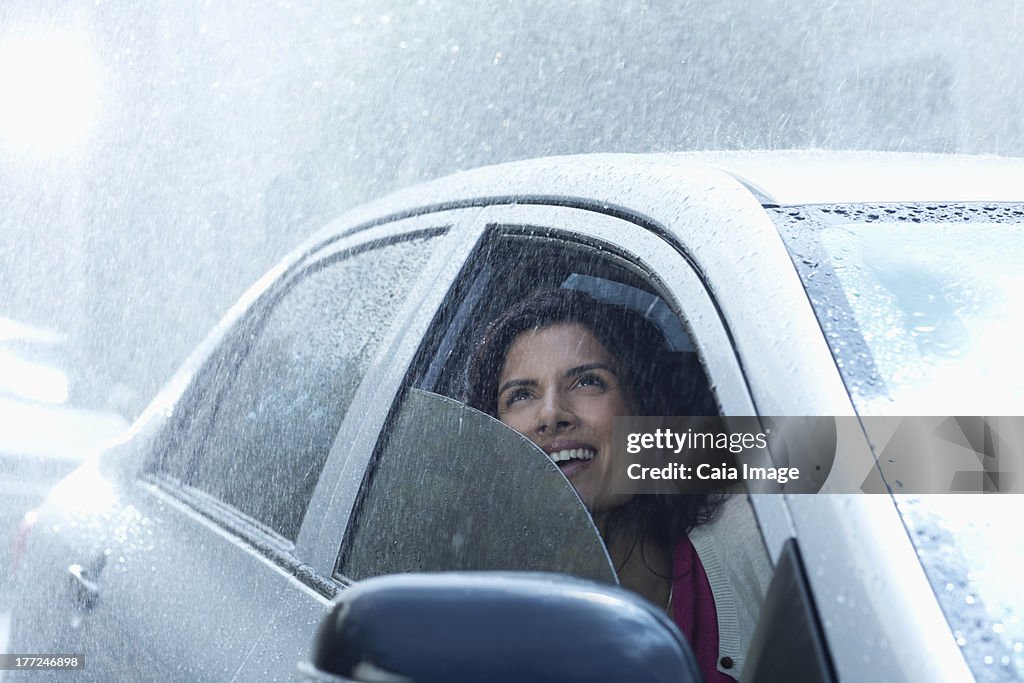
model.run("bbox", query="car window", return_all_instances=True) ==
[173,233,439,541]
[417,231,717,417]
[337,224,720,582]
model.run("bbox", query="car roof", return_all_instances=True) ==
[325,151,1024,238]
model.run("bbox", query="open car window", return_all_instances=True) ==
[335,216,732,588]
[415,229,718,418]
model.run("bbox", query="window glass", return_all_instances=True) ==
[897,495,1024,680]
[338,389,616,582]
[183,235,437,540]
[772,204,1024,415]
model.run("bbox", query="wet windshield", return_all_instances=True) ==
[897,496,1024,680]
[820,221,1024,416]
[778,209,1024,681]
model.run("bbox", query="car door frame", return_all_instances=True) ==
[234,198,778,680]
[302,201,783,576]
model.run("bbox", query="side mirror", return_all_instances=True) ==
[301,572,702,683]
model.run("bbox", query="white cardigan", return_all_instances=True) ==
[687,494,773,680]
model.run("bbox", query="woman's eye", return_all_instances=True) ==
[576,373,608,390]
[504,388,533,406]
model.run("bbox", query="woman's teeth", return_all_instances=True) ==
[549,448,596,463]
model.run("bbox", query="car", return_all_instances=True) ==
[7,151,1024,682]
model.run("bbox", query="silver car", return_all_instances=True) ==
[7,152,1024,682]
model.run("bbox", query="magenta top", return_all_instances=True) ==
[672,535,735,682]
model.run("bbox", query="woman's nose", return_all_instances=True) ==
[535,391,575,434]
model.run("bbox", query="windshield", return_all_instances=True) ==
[897,496,1024,680]
[776,204,1024,681]
[775,205,1024,416]
[821,221,1024,416]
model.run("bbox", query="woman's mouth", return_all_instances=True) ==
[548,447,596,478]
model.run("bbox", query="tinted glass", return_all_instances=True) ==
[185,235,436,540]
[339,389,617,582]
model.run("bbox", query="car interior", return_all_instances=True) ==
[410,228,719,418]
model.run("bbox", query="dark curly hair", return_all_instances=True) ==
[465,288,723,558]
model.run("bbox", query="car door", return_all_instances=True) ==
[236,200,788,680]
[52,211,476,682]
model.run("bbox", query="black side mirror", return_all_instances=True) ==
[301,572,702,683]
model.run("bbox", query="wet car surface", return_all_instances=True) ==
[6,152,1024,682]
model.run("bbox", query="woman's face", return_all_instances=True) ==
[497,322,636,513]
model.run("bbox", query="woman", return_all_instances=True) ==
[466,288,771,682]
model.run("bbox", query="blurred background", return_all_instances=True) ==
[2,1,1021,419]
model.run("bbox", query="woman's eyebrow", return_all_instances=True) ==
[565,362,617,377]
[498,378,537,395]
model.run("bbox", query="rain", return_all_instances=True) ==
[1,1,1023,680]
[2,1,1021,416]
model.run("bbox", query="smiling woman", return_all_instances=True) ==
[496,322,636,512]
[466,288,771,683]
